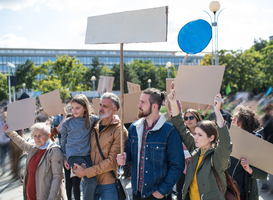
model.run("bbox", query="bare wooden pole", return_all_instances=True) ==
[120,43,124,154]
[181,53,188,65]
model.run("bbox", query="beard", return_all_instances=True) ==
[99,109,113,119]
[138,105,152,118]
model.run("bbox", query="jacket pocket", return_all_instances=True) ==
[201,189,222,200]
[150,144,166,162]
[130,137,138,154]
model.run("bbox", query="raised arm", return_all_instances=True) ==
[213,94,232,171]
[168,83,196,152]
[3,124,35,152]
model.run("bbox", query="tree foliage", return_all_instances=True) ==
[82,57,103,91]
[0,73,8,101]
[201,39,273,95]
[15,59,38,90]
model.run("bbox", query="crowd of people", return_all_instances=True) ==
[0,85,273,200]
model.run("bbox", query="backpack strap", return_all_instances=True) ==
[94,128,117,179]
[211,156,225,196]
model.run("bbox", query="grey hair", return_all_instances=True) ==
[30,121,51,138]
[100,92,120,111]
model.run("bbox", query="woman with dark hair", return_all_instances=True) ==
[228,105,267,200]
[169,89,232,200]
[176,108,203,200]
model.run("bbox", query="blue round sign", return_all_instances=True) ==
[177,19,212,54]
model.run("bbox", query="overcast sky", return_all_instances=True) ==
[0,0,272,53]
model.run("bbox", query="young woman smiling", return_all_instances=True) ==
[168,88,232,200]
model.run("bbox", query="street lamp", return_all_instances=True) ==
[166,62,172,78]
[203,1,224,65]
[91,76,96,91]
[22,83,26,92]
[147,79,151,88]
[7,62,16,103]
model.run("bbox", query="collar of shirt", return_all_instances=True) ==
[143,117,160,131]
[36,140,50,150]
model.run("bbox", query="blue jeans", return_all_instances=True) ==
[94,183,119,200]
[68,156,97,200]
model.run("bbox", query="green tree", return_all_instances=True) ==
[112,63,139,93]
[253,38,268,52]
[100,65,113,76]
[15,59,38,90]
[260,41,273,89]
[0,73,8,101]
[130,59,161,91]
[36,76,70,101]
[41,55,87,91]
[82,57,103,91]
[156,64,177,91]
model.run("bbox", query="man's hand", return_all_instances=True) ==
[241,158,253,175]
[152,190,164,199]
[72,163,86,178]
[116,153,126,166]
[112,114,120,123]
[64,158,70,170]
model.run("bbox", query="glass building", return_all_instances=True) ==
[0,48,207,74]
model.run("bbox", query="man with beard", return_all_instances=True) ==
[73,92,128,200]
[117,88,185,200]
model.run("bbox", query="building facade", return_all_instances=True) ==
[0,48,207,74]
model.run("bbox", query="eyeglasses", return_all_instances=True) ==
[184,116,195,121]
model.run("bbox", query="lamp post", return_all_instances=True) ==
[91,76,96,91]
[203,1,224,65]
[7,62,15,103]
[147,79,151,88]
[22,83,26,92]
[166,61,172,78]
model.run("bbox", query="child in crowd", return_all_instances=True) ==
[60,94,99,200]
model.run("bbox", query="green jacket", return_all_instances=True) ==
[244,165,267,200]
[172,114,232,200]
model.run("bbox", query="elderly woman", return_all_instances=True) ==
[3,122,67,200]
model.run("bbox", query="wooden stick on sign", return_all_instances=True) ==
[120,43,124,155]
[181,53,188,66]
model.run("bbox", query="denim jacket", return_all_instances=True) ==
[126,114,185,199]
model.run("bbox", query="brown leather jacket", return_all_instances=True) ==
[84,121,128,185]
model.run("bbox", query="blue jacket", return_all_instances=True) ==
[126,114,185,199]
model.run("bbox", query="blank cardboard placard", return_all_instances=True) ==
[85,6,168,44]
[39,90,63,117]
[230,125,273,175]
[166,78,209,111]
[92,91,142,124]
[6,97,36,132]
[97,76,114,93]
[174,65,225,105]
[127,82,141,93]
